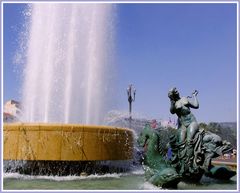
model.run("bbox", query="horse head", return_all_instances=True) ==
[137,123,170,158]
[137,124,159,153]
[137,124,182,188]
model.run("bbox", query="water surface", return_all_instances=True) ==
[3,171,237,190]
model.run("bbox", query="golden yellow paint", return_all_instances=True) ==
[3,123,133,161]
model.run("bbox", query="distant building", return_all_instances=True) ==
[3,100,21,123]
[3,112,17,123]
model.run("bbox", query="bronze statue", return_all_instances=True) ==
[167,88,235,179]
[137,87,236,188]
[168,88,200,175]
[168,87,199,143]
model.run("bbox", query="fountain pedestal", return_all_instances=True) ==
[4,123,134,175]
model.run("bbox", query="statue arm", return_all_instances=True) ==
[187,90,199,109]
[170,100,176,114]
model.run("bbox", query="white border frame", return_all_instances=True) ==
[1,1,239,192]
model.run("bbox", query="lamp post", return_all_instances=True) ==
[127,84,136,120]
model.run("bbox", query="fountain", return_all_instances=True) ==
[4,4,134,175]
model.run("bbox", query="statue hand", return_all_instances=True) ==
[192,90,198,96]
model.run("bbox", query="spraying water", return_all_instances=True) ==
[21,4,115,124]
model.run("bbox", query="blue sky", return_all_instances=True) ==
[3,3,238,122]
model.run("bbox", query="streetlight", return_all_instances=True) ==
[127,84,136,120]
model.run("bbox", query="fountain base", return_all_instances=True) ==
[4,123,134,174]
[4,160,133,175]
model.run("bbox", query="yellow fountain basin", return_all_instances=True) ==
[3,123,133,161]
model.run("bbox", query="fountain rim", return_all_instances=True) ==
[3,123,133,132]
